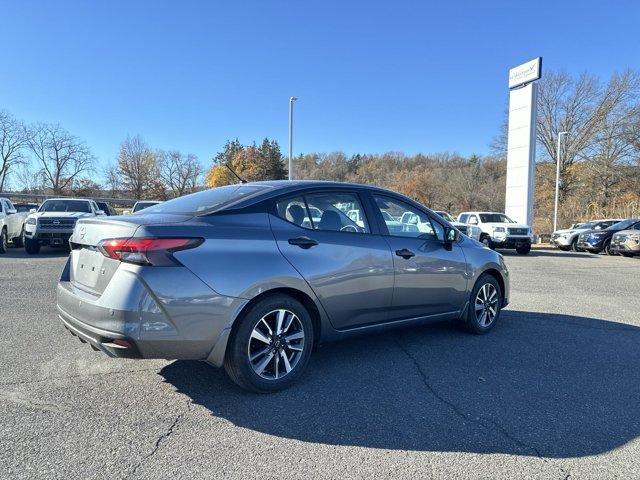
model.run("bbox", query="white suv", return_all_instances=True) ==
[457,211,533,254]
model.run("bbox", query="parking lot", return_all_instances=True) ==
[1,248,639,479]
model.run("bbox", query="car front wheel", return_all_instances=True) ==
[0,228,7,254]
[224,294,314,393]
[516,244,531,254]
[464,274,502,334]
[24,237,41,254]
[481,235,493,249]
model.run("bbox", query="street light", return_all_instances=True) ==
[288,96,298,180]
[553,131,569,232]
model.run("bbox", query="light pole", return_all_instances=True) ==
[288,96,298,180]
[553,131,568,232]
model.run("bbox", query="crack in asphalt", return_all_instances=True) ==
[0,366,161,388]
[394,335,574,479]
[125,399,192,479]
[393,335,542,455]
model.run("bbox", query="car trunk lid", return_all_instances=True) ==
[69,214,192,295]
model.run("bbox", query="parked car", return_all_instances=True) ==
[14,202,39,213]
[95,201,118,216]
[610,228,640,257]
[0,197,28,252]
[457,211,533,254]
[434,210,481,241]
[551,219,621,252]
[57,181,510,393]
[23,198,105,254]
[577,219,640,255]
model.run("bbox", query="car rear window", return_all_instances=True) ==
[142,185,267,215]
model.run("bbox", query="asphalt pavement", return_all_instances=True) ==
[1,247,639,479]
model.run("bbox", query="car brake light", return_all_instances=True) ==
[97,237,203,266]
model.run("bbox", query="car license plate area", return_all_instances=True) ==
[72,249,106,289]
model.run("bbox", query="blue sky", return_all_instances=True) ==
[1,0,639,174]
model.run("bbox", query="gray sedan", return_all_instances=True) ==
[57,181,510,392]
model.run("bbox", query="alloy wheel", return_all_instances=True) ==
[475,283,499,327]
[248,309,305,380]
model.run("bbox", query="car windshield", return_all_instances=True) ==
[39,200,91,213]
[479,213,515,223]
[435,211,455,222]
[607,219,638,230]
[141,185,267,215]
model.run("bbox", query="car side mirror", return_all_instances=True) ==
[122,210,131,215]
[444,227,459,249]
[96,210,105,216]
[29,208,37,213]
[7,208,17,215]
[468,217,478,225]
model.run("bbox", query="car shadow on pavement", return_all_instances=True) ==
[160,310,640,458]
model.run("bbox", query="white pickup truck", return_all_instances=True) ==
[0,197,29,253]
[23,198,104,254]
[457,211,533,254]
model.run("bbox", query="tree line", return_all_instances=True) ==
[0,114,202,200]
[3,68,639,232]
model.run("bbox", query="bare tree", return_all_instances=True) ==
[0,111,28,191]
[157,150,202,197]
[27,123,95,194]
[117,135,158,199]
[537,70,640,197]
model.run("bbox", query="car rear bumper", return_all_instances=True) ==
[56,259,246,366]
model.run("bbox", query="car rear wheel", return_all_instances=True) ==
[0,228,8,254]
[24,237,40,254]
[224,294,314,393]
[464,274,502,334]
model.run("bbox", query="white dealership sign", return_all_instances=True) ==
[504,58,541,226]
[508,57,542,89]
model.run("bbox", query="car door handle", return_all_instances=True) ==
[395,248,415,259]
[288,236,319,249]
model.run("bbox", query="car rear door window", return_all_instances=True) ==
[276,192,369,233]
[373,195,442,241]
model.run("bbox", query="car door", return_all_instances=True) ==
[371,194,469,320]
[2,199,18,237]
[270,190,395,330]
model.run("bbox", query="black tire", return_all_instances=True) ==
[24,237,41,255]
[0,228,7,254]
[224,294,314,393]
[620,252,634,258]
[516,244,531,255]
[603,239,615,256]
[557,246,570,251]
[464,273,502,335]
[571,237,581,252]
[481,235,493,250]
[12,227,24,248]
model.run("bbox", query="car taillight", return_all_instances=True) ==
[97,237,203,266]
